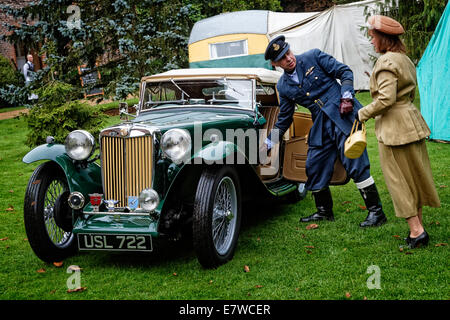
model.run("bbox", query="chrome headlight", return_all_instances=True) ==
[64,130,95,161]
[139,189,160,211]
[161,129,191,164]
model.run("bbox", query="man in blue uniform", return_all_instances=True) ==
[264,35,387,227]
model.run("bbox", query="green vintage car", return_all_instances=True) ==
[23,68,348,268]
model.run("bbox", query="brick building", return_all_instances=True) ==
[0,0,43,74]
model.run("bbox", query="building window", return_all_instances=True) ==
[209,40,248,60]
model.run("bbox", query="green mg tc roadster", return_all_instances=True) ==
[23,68,348,268]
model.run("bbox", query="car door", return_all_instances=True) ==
[282,111,349,185]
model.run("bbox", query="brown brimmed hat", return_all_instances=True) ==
[368,15,404,35]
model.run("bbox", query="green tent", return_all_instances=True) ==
[417,2,450,142]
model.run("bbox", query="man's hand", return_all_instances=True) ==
[339,98,353,117]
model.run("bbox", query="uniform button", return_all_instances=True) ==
[306,92,310,96]
[298,85,302,88]
[314,99,317,103]
[315,76,318,80]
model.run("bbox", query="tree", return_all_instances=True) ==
[1,0,281,100]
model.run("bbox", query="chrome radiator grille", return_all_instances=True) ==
[101,135,152,207]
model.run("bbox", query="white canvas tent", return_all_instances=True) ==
[189,0,384,90]
[270,0,382,90]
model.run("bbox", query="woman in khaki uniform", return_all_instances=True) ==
[357,15,440,248]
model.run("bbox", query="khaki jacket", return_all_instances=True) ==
[358,52,430,146]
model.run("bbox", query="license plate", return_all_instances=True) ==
[77,233,152,252]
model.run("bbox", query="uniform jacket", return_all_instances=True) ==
[269,49,362,147]
[358,52,430,146]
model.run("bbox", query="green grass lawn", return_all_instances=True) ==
[0,93,448,300]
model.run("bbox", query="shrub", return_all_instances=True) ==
[0,55,21,88]
[24,81,107,147]
[0,55,27,108]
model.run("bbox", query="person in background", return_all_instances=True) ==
[263,36,387,227]
[357,15,441,248]
[22,54,38,101]
[23,54,35,84]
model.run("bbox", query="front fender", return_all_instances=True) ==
[23,143,102,196]
[191,140,249,164]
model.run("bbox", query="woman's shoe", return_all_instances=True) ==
[407,230,429,249]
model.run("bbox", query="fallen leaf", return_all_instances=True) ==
[405,251,413,255]
[439,185,447,188]
[32,180,41,185]
[306,224,319,230]
[5,206,14,212]
[358,205,367,210]
[53,261,63,267]
[341,201,352,205]
[0,237,8,241]
[67,287,87,293]
[37,268,46,273]
[343,248,347,251]
[9,190,14,193]
[301,234,306,238]
[304,246,315,249]
[172,272,177,276]
[435,243,447,247]
[247,292,251,296]
[363,296,368,300]
[23,238,28,241]
[209,280,213,284]
[255,285,263,288]
[50,290,56,294]
[392,235,401,239]
[256,237,261,241]
[346,209,350,213]
[244,265,250,273]
[399,247,404,252]
[306,250,312,254]
[345,292,351,298]
[295,288,299,292]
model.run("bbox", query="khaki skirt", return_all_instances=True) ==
[378,139,440,218]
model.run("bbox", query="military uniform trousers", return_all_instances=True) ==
[305,110,371,191]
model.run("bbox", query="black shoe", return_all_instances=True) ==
[358,183,387,228]
[300,212,335,222]
[407,230,429,249]
[299,187,334,222]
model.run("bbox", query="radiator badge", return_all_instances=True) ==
[128,196,139,210]
[103,199,119,212]
[89,193,103,212]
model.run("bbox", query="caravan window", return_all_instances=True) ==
[210,40,248,59]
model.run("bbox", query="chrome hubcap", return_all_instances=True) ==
[212,177,237,255]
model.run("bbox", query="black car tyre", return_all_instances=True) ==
[24,162,77,262]
[193,166,241,268]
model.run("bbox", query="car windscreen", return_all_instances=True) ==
[142,79,254,110]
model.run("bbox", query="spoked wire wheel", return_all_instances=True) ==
[43,179,73,248]
[24,162,77,262]
[193,166,242,268]
[212,177,238,255]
